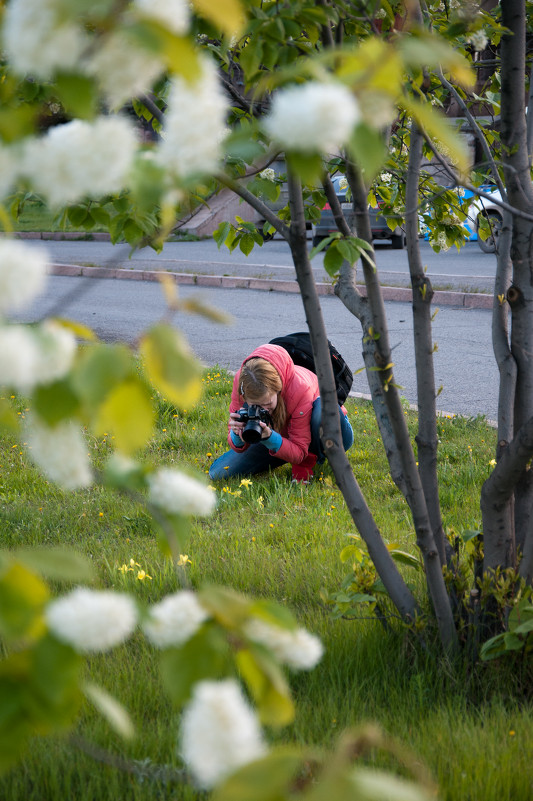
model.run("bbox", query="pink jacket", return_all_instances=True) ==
[228,344,320,465]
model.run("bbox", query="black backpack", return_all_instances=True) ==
[269,332,353,404]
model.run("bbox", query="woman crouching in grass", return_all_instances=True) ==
[208,344,353,484]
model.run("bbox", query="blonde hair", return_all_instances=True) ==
[239,357,286,431]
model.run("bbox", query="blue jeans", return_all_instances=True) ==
[208,398,353,480]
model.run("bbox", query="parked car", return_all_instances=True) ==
[465,188,502,254]
[311,174,406,249]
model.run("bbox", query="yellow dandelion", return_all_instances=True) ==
[240,478,253,488]
[257,496,264,508]
[118,564,129,573]
[177,554,192,566]
[136,570,152,581]
[489,458,497,467]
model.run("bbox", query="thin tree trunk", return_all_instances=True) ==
[499,0,533,566]
[405,119,446,565]
[286,169,420,623]
[335,165,458,653]
[481,210,516,571]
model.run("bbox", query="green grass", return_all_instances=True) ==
[1,371,532,801]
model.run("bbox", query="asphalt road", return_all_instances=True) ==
[17,274,499,421]
[27,237,497,293]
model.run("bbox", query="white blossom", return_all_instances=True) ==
[87,31,166,110]
[467,30,488,52]
[0,240,48,314]
[133,0,190,35]
[2,0,87,79]
[259,168,276,181]
[0,325,40,392]
[263,81,360,154]
[46,587,138,652]
[32,321,77,385]
[180,679,267,789]
[244,618,324,670]
[25,416,93,489]
[0,321,75,392]
[143,590,209,648]
[21,117,138,207]
[148,468,216,516]
[157,57,228,179]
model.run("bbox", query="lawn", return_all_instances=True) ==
[0,371,531,800]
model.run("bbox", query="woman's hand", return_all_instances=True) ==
[259,421,272,439]
[229,412,245,438]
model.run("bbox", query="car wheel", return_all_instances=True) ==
[477,211,502,254]
[391,232,405,249]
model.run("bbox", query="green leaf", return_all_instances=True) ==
[480,633,506,661]
[339,545,365,564]
[190,0,245,37]
[0,398,18,433]
[247,599,297,630]
[33,380,80,426]
[389,550,423,570]
[71,344,132,407]
[286,151,324,185]
[349,767,432,801]
[402,97,470,176]
[55,72,96,119]
[214,221,232,249]
[343,593,377,605]
[9,548,94,583]
[212,748,305,801]
[323,243,344,276]
[199,585,251,627]
[503,631,524,651]
[140,323,202,409]
[236,647,294,726]
[67,205,89,227]
[347,123,386,183]
[84,683,135,740]
[0,561,49,640]
[30,635,83,729]
[94,376,154,454]
[159,625,231,706]
[239,233,255,256]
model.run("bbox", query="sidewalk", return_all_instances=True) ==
[20,231,493,310]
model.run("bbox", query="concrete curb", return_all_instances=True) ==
[48,262,493,309]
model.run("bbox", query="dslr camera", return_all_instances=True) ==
[236,402,273,444]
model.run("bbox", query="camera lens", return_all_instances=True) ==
[242,421,262,443]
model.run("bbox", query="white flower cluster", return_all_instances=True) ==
[467,30,488,52]
[148,467,216,516]
[263,81,360,154]
[143,590,209,647]
[158,57,228,180]
[22,117,138,207]
[87,31,166,111]
[2,0,87,79]
[46,587,138,652]
[430,231,450,252]
[0,240,48,314]
[180,679,267,789]
[259,168,276,182]
[25,416,93,490]
[133,0,190,35]
[0,320,76,394]
[244,618,324,670]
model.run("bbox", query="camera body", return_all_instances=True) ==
[236,403,273,444]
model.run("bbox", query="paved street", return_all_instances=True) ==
[18,274,499,421]
[25,236,497,293]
